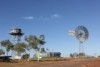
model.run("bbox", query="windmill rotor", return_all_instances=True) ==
[75,26,89,43]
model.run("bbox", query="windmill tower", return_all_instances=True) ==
[69,26,89,57]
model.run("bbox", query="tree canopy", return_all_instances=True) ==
[0,39,13,55]
[13,42,27,53]
[25,35,45,51]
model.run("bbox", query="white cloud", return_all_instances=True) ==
[22,14,60,21]
[39,14,60,21]
[51,14,60,18]
[22,16,35,20]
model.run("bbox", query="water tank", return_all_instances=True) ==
[10,28,24,35]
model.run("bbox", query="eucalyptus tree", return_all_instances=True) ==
[25,35,38,61]
[0,39,13,56]
[25,35,45,51]
[25,35,46,61]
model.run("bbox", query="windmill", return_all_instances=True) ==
[69,26,89,57]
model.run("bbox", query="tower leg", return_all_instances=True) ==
[79,42,85,57]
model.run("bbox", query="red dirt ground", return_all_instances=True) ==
[0,58,100,67]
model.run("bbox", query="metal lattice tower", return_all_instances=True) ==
[9,27,24,59]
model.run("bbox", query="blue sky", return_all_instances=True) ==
[0,0,100,57]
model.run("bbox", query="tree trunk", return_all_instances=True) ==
[7,51,8,56]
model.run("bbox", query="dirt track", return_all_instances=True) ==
[0,58,100,67]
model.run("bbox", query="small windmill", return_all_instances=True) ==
[69,26,89,57]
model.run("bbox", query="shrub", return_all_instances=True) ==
[22,54,30,59]
[0,49,5,55]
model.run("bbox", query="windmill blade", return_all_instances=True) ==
[68,30,75,36]
[75,26,89,43]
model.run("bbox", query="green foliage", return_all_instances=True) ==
[40,48,46,53]
[25,35,46,51]
[70,54,74,58]
[79,53,85,57]
[25,35,39,50]
[22,54,30,59]
[0,39,13,55]
[70,53,85,58]
[38,35,45,45]
[0,49,5,55]
[13,42,27,53]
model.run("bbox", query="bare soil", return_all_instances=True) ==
[0,58,100,67]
